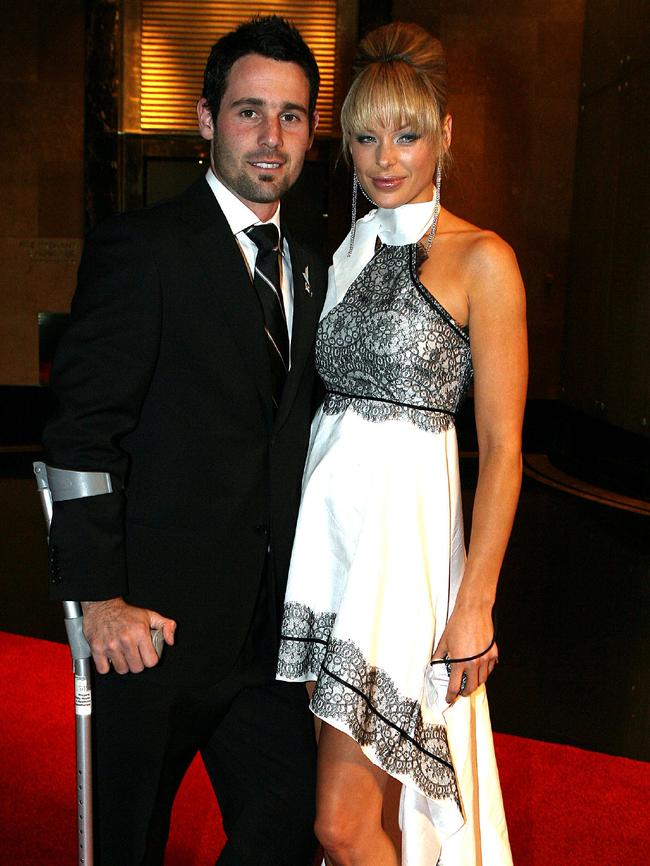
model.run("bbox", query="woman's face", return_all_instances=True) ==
[349,116,450,209]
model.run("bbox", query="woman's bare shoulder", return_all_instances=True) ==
[439,217,519,302]
[440,213,515,270]
[469,231,517,278]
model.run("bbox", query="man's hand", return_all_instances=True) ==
[81,597,176,674]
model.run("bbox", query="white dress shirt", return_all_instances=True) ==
[205,169,294,354]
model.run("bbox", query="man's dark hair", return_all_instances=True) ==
[203,15,320,132]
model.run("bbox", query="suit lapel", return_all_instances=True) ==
[275,230,323,430]
[180,179,273,421]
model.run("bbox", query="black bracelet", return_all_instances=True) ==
[430,635,496,673]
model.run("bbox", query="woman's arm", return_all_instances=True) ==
[433,232,528,702]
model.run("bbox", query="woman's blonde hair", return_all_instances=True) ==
[341,22,449,167]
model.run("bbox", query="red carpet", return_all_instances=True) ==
[0,631,647,864]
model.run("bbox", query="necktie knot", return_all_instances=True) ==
[246,223,279,254]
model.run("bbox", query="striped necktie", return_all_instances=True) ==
[246,224,290,410]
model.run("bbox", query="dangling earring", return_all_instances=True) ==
[422,162,443,256]
[348,167,379,257]
[435,160,442,202]
[348,165,359,256]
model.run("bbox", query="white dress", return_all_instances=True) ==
[277,201,512,865]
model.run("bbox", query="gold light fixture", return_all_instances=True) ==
[124,0,341,135]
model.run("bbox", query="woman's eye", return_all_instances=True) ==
[356,134,376,144]
[398,132,419,143]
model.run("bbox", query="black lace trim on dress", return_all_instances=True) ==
[312,637,459,803]
[277,601,336,679]
[277,603,460,804]
[325,388,456,417]
[320,663,454,771]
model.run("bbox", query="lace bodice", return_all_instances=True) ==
[317,243,473,434]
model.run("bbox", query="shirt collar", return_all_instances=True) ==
[205,168,282,237]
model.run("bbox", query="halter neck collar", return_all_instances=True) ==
[325,191,437,319]
[375,196,438,246]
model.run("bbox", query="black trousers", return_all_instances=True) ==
[91,578,317,865]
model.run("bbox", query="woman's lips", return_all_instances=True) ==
[371,176,405,190]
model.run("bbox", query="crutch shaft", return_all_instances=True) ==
[74,656,94,864]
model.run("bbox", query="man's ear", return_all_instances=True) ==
[308,110,320,149]
[197,98,215,141]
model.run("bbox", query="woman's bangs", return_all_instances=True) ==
[347,66,438,139]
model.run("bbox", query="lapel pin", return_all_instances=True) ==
[302,266,312,296]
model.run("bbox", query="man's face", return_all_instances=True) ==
[198,53,317,220]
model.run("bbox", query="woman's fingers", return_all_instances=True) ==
[447,641,499,701]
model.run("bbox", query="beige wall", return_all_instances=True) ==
[394,0,586,399]
[0,1,84,385]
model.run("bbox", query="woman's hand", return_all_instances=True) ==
[432,603,498,703]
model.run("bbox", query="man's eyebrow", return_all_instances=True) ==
[230,97,308,114]
[281,102,308,115]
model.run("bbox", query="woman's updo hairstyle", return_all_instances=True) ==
[341,22,449,168]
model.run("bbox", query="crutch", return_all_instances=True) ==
[34,461,97,865]
[33,462,163,866]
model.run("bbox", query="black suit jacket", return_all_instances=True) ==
[44,177,327,685]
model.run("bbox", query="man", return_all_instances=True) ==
[44,16,326,865]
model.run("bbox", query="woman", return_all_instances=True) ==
[277,21,527,866]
